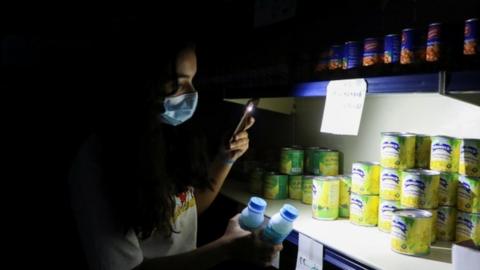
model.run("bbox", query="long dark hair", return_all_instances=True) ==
[97,34,212,239]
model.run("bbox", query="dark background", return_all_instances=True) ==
[2,1,478,269]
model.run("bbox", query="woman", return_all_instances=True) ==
[69,37,281,270]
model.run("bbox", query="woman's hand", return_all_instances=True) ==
[222,116,255,163]
[221,214,283,267]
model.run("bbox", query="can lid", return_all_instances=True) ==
[381,131,415,137]
[466,18,479,22]
[353,161,380,166]
[280,204,299,221]
[345,40,360,44]
[315,176,340,181]
[385,34,399,37]
[404,169,440,176]
[402,28,415,31]
[431,135,456,140]
[429,22,442,26]
[393,208,432,218]
[248,197,267,213]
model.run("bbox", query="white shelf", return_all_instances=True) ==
[221,180,453,270]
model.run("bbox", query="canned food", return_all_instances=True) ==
[343,41,361,69]
[391,209,432,255]
[459,138,480,177]
[315,50,330,73]
[458,175,480,213]
[378,199,401,232]
[401,28,415,64]
[329,45,344,70]
[425,209,438,243]
[352,162,380,195]
[280,147,304,175]
[400,169,440,209]
[438,172,458,206]
[456,211,479,247]
[437,206,457,241]
[248,167,265,194]
[464,18,478,55]
[311,149,339,176]
[339,175,352,218]
[380,167,401,200]
[415,134,431,169]
[304,147,319,174]
[288,175,303,200]
[380,132,415,170]
[363,38,381,66]
[426,23,441,62]
[430,136,460,172]
[302,175,315,204]
[312,176,340,220]
[350,193,379,226]
[384,34,400,64]
[263,172,288,200]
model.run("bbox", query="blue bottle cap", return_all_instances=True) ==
[248,197,267,213]
[280,204,299,222]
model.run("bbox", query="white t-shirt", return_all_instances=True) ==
[69,135,197,270]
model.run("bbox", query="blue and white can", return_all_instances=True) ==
[384,34,400,64]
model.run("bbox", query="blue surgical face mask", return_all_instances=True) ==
[158,92,198,126]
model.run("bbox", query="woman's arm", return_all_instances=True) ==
[194,117,255,215]
[135,214,281,270]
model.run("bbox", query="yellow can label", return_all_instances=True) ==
[350,193,379,226]
[378,199,400,232]
[391,211,432,255]
[339,175,352,218]
[312,149,339,176]
[459,139,480,177]
[280,148,304,175]
[302,176,313,204]
[288,175,303,200]
[400,170,440,209]
[457,175,480,213]
[380,167,401,200]
[438,172,458,207]
[430,136,460,172]
[380,133,415,170]
[437,207,457,241]
[312,177,340,220]
[415,135,431,169]
[456,211,480,247]
[352,162,380,195]
[263,174,288,200]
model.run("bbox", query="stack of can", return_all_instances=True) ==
[378,132,416,233]
[350,161,380,226]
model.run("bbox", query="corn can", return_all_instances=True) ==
[401,28,415,64]
[310,149,339,176]
[352,162,380,195]
[400,169,440,209]
[248,167,265,195]
[350,193,379,226]
[415,134,431,169]
[380,167,401,200]
[437,206,457,241]
[456,211,480,247]
[312,176,340,220]
[391,209,432,255]
[459,138,480,177]
[280,147,304,175]
[288,175,303,200]
[329,45,343,70]
[378,199,401,232]
[380,132,415,170]
[464,18,478,55]
[339,175,352,218]
[426,23,441,62]
[304,147,319,174]
[263,172,288,200]
[425,209,438,243]
[457,175,480,213]
[438,172,458,206]
[430,136,460,173]
[302,175,315,204]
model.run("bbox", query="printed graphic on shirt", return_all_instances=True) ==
[174,188,196,222]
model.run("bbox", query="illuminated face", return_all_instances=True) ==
[163,47,197,97]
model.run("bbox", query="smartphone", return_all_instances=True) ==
[231,98,259,139]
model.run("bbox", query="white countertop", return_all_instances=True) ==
[221,180,453,270]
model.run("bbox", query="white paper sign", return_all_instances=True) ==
[296,233,323,270]
[320,79,367,135]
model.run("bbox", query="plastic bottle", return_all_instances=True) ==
[239,196,267,231]
[263,204,299,244]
